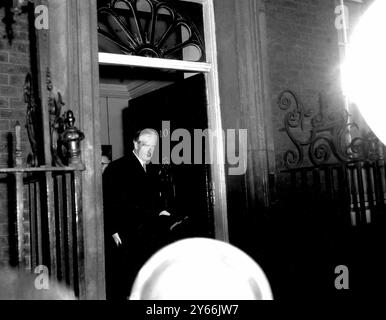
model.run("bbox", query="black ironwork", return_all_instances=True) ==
[2,69,86,297]
[11,0,32,15]
[278,90,386,228]
[0,0,32,44]
[24,73,39,167]
[278,90,385,169]
[1,0,17,44]
[97,0,205,61]
[47,69,65,167]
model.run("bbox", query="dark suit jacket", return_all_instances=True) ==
[103,152,170,256]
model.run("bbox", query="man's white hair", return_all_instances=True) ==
[134,128,159,142]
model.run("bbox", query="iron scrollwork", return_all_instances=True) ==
[0,0,16,44]
[24,73,39,167]
[347,130,384,162]
[97,0,205,61]
[278,90,385,169]
[1,0,32,44]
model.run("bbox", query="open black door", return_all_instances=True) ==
[124,73,214,240]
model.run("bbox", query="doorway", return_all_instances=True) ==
[127,73,214,238]
[100,66,214,238]
[97,0,228,241]
[97,0,227,299]
[99,64,217,298]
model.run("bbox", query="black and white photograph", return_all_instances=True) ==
[0,0,385,308]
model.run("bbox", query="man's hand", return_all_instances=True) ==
[170,216,189,231]
[112,233,122,246]
[159,210,171,216]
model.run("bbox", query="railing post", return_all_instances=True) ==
[73,170,85,298]
[14,122,25,268]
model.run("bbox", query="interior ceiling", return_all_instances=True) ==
[99,64,180,99]
[126,79,175,99]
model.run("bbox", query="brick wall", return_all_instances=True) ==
[265,0,344,172]
[0,8,31,267]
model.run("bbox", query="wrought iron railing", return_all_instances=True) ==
[277,90,386,227]
[0,72,86,297]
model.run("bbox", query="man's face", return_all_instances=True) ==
[134,133,158,163]
[101,155,110,173]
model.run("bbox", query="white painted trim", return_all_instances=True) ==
[179,0,206,4]
[98,53,211,73]
[203,0,229,242]
[97,0,229,242]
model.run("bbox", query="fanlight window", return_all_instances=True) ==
[97,0,206,62]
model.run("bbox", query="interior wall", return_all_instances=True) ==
[99,95,128,161]
[98,67,189,162]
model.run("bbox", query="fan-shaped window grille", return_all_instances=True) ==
[97,0,206,62]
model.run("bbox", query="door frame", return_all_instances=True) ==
[41,0,228,299]
[98,0,229,242]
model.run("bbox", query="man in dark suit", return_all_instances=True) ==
[103,128,173,300]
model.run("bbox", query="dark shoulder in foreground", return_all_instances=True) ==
[103,154,135,174]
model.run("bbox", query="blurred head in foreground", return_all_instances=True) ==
[0,267,76,300]
[129,238,273,300]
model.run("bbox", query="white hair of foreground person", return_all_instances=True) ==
[129,238,273,300]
